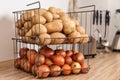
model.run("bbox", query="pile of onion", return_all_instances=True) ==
[39,45,54,57]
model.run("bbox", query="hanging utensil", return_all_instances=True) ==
[100,11,102,25]
[104,10,110,38]
[93,10,96,25]
[96,10,99,25]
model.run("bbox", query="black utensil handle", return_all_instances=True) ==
[100,11,102,25]
[93,10,96,25]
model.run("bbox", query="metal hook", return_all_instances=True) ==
[26,1,41,8]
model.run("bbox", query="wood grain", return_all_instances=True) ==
[0,52,120,80]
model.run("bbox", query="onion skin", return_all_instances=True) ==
[24,61,31,72]
[45,58,53,66]
[66,50,73,57]
[32,65,38,75]
[81,64,88,73]
[35,54,45,66]
[62,64,71,75]
[14,58,21,68]
[37,65,50,78]
[65,56,72,65]
[39,45,54,58]
[27,49,37,65]
[19,48,29,58]
[51,55,65,66]
[71,62,81,74]
[72,52,85,64]
[50,65,61,77]
[55,49,66,57]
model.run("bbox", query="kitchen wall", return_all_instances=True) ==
[0,0,69,62]
[78,0,120,45]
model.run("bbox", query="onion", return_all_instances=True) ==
[51,55,65,66]
[55,49,66,57]
[14,58,21,68]
[32,65,38,75]
[66,50,73,57]
[81,64,88,73]
[35,54,45,66]
[50,65,61,77]
[37,65,50,78]
[45,58,53,66]
[27,49,37,65]
[71,62,81,74]
[19,48,29,58]
[20,58,27,69]
[24,61,31,72]
[65,56,72,65]
[39,45,54,58]
[72,52,84,64]
[62,64,71,75]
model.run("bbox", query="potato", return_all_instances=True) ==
[68,31,81,43]
[45,21,63,33]
[50,32,66,44]
[53,19,62,23]
[24,21,32,30]
[72,19,80,26]
[39,33,51,45]
[31,15,46,25]
[22,36,38,44]
[56,8,63,13]
[15,20,23,29]
[22,10,34,21]
[43,12,53,22]
[32,24,47,36]
[17,29,25,36]
[80,34,89,43]
[58,12,69,17]
[76,25,85,34]
[20,14,25,25]
[63,20,76,34]
[60,16,71,22]
[34,8,47,16]
[53,14,60,20]
[25,29,32,37]
[48,7,56,14]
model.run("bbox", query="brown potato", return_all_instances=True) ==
[31,24,47,36]
[76,25,85,34]
[63,20,76,35]
[68,31,81,43]
[15,20,23,29]
[45,21,63,33]
[56,8,63,13]
[21,36,37,44]
[39,33,51,45]
[72,19,80,26]
[53,19,62,23]
[22,10,35,21]
[17,29,25,36]
[53,14,60,20]
[43,12,53,22]
[50,32,66,44]
[20,14,25,25]
[24,21,32,30]
[58,12,69,17]
[80,34,89,43]
[60,16,71,22]
[34,8,47,16]
[48,7,56,14]
[31,15,46,25]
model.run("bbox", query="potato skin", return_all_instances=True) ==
[45,21,63,33]
[68,31,81,43]
[50,32,66,44]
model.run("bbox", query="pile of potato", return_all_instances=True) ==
[15,7,89,45]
